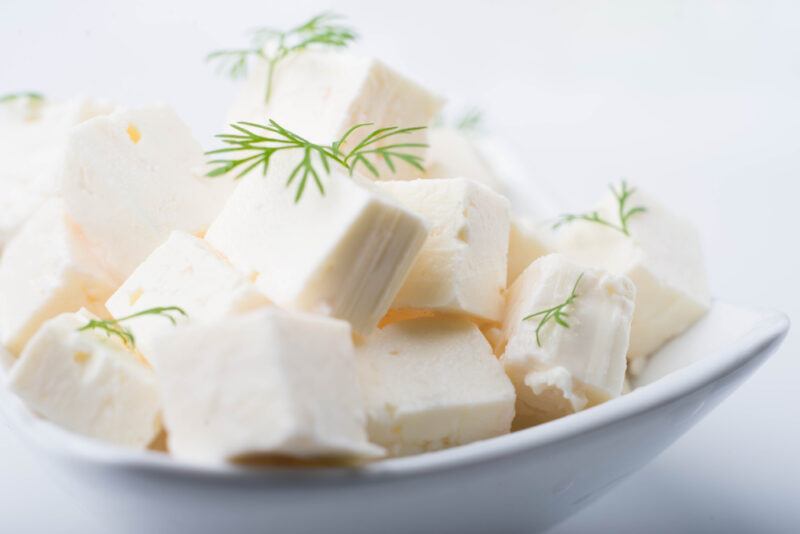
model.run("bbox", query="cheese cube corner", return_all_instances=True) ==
[508,217,555,286]
[0,199,116,355]
[61,105,235,281]
[556,189,710,371]
[356,316,515,456]
[228,50,444,180]
[500,254,635,427]
[205,164,428,335]
[378,177,510,322]
[151,308,381,463]
[425,127,507,194]
[8,310,161,448]
[106,231,270,358]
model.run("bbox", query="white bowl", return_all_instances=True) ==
[0,300,788,534]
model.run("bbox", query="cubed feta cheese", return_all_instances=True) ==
[60,105,235,281]
[556,190,710,373]
[151,308,381,462]
[499,254,635,427]
[0,200,116,355]
[205,158,428,335]
[0,97,114,249]
[106,231,269,358]
[355,316,515,456]
[424,127,507,194]
[7,310,161,448]
[228,50,443,179]
[508,217,555,285]
[377,178,510,323]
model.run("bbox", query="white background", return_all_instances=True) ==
[1,1,798,532]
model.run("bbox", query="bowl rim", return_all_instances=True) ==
[0,300,789,485]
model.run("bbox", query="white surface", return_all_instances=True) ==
[1,1,797,532]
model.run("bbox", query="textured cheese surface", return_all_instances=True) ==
[151,308,381,462]
[557,190,710,369]
[205,156,428,334]
[355,316,515,456]
[227,50,443,180]
[0,97,114,249]
[106,231,269,359]
[500,254,635,427]
[424,127,507,194]
[60,105,234,281]
[507,217,555,285]
[378,178,510,322]
[8,311,161,448]
[0,199,116,355]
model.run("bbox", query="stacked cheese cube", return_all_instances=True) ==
[0,47,711,465]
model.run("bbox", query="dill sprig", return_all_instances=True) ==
[523,273,584,347]
[554,181,646,236]
[207,12,357,103]
[78,306,188,349]
[206,119,426,201]
[454,107,483,132]
[0,92,44,104]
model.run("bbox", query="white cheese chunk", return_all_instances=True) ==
[205,159,427,335]
[355,316,515,456]
[499,254,635,427]
[424,127,507,194]
[106,231,269,358]
[556,190,710,373]
[227,50,443,179]
[377,178,510,323]
[7,310,161,448]
[151,308,381,463]
[508,217,555,285]
[0,200,116,355]
[60,105,235,281]
[0,97,114,249]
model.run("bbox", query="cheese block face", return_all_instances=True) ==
[0,200,116,355]
[151,308,382,462]
[0,97,115,249]
[378,178,510,323]
[7,311,161,448]
[227,50,443,180]
[500,254,635,427]
[424,127,507,194]
[355,316,515,456]
[205,159,428,335]
[556,190,710,373]
[60,105,235,281]
[106,231,269,358]
[507,217,555,286]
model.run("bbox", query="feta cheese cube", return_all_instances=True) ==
[228,50,443,179]
[355,316,515,456]
[508,217,555,285]
[151,308,381,462]
[424,127,507,194]
[0,97,114,249]
[377,178,510,323]
[0,200,116,355]
[7,311,161,448]
[499,254,635,427]
[556,190,710,372]
[205,159,427,335]
[106,231,270,358]
[60,105,235,281]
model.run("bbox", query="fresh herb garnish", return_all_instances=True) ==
[207,12,357,103]
[206,120,426,202]
[523,273,584,347]
[554,181,646,236]
[454,107,483,132]
[78,306,188,348]
[0,92,44,104]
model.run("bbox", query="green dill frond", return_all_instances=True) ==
[78,306,188,349]
[523,273,584,347]
[553,180,646,236]
[0,92,44,104]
